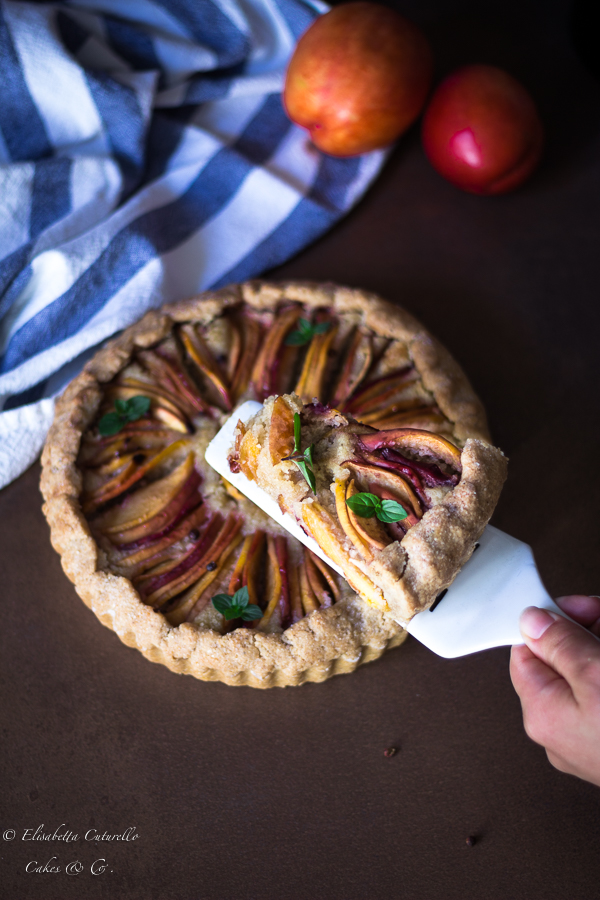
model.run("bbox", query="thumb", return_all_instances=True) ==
[519,606,600,698]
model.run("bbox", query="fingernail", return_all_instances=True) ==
[520,607,559,640]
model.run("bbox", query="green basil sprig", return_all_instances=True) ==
[98,395,151,436]
[346,492,408,523]
[282,412,316,492]
[212,585,262,621]
[285,318,330,347]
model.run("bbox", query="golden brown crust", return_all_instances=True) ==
[40,281,504,687]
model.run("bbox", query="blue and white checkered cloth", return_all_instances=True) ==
[0,0,387,488]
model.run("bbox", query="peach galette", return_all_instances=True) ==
[230,394,506,624]
[40,281,506,688]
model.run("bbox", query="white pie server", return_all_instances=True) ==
[205,402,566,658]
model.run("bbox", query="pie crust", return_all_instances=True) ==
[40,281,507,688]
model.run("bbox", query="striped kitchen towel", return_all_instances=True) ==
[0,0,387,488]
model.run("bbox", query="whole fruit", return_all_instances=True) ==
[421,64,544,194]
[283,2,433,157]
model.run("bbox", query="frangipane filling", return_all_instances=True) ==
[78,302,460,632]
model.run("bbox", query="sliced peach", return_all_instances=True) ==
[345,367,417,415]
[110,471,202,546]
[304,552,333,607]
[307,550,340,603]
[365,407,448,431]
[345,478,390,551]
[251,305,302,400]
[237,429,261,480]
[342,460,423,518]
[164,532,244,626]
[333,478,373,561]
[301,502,388,610]
[269,396,295,464]
[227,534,254,594]
[225,319,242,382]
[294,319,338,402]
[135,513,223,590]
[299,554,319,614]
[93,452,142,478]
[230,315,263,402]
[152,406,190,433]
[142,513,242,606]
[139,349,210,416]
[82,458,137,513]
[358,428,462,472]
[257,534,284,629]
[242,529,266,610]
[110,380,185,417]
[83,438,192,514]
[331,328,373,409]
[275,536,291,625]
[116,503,208,573]
[180,324,232,411]
[288,563,304,624]
[100,452,196,535]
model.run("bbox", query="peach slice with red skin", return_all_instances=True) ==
[180,324,232,411]
[342,460,423,520]
[142,513,243,606]
[165,530,244,626]
[344,367,418,415]
[358,428,462,473]
[251,305,302,400]
[230,314,263,403]
[330,328,373,409]
[334,478,373,561]
[139,349,211,417]
[302,502,387,610]
[83,439,192,514]
[116,503,208,574]
[109,467,202,546]
[269,397,296,464]
[294,315,338,402]
[99,452,196,535]
[345,478,390,551]
[258,534,287,629]
[304,551,333,608]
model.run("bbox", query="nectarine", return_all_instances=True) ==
[284,2,433,156]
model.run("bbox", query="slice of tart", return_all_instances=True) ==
[41,280,506,687]
[229,394,507,624]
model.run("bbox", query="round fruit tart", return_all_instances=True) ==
[40,281,507,688]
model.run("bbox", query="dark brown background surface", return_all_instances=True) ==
[2,1,600,898]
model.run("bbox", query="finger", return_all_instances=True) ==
[510,644,574,746]
[510,643,569,704]
[555,595,600,637]
[519,606,600,693]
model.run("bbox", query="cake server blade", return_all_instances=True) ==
[205,402,565,658]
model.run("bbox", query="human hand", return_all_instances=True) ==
[510,595,600,787]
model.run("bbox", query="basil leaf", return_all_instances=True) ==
[313,321,330,335]
[285,331,311,346]
[124,395,151,421]
[114,398,128,417]
[223,605,243,620]
[98,412,124,436]
[345,492,380,517]
[233,585,249,609]
[285,318,312,346]
[377,500,408,523]
[212,594,233,615]
[241,604,263,621]
[293,412,302,453]
[296,459,316,493]
[304,445,313,467]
